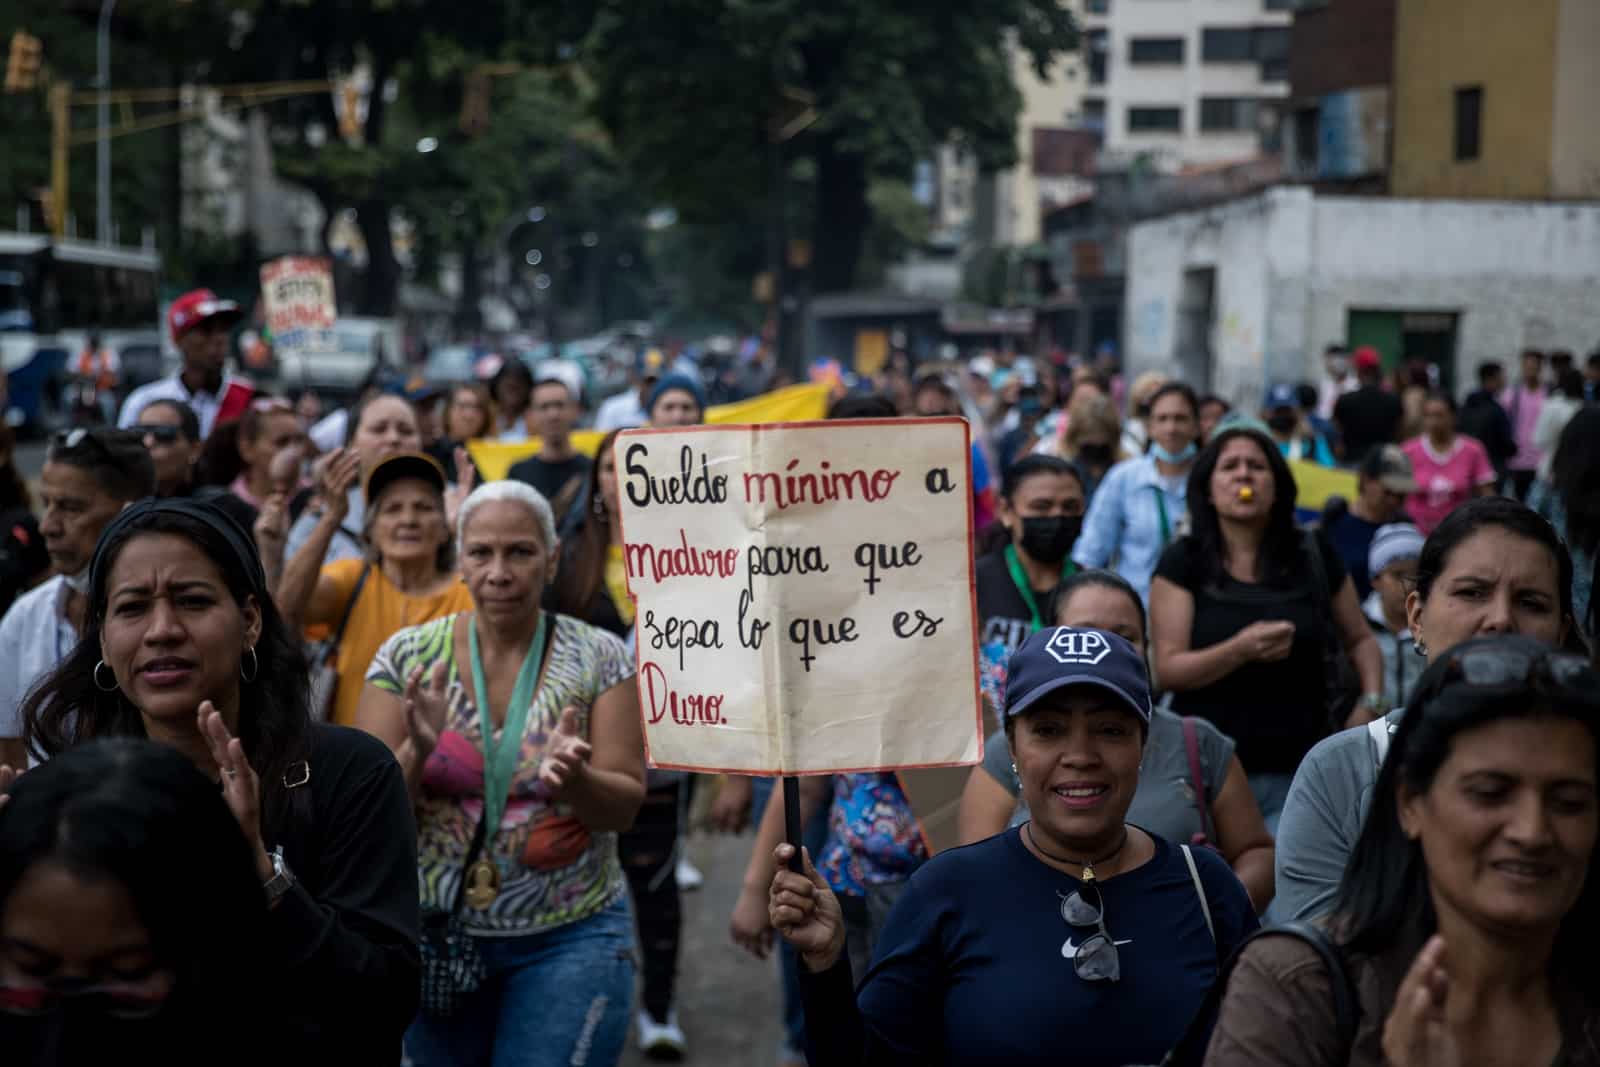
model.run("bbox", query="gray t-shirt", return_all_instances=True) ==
[982,707,1233,845]
[1273,708,1403,921]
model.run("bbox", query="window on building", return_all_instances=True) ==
[1263,0,1296,9]
[1255,26,1290,80]
[1086,0,1110,12]
[1202,27,1254,62]
[1455,86,1482,161]
[1129,37,1185,64]
[1083,98,1107,130]
[1199,97,1261,132]
[1128,106,1183,132]
[1087,29,1108,85]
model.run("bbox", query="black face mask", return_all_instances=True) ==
[0,999,185,1066]
[1018,516,1082,563]
[1267,412,1299,434]
[1077,443,1113,466]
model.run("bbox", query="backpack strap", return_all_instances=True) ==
[1159,920,1360,1067]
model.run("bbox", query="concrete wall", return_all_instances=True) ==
[1550,0,1600,198]
[1391,0,1561,199]
[1124,188,1600,408]
[998,26,1090,245]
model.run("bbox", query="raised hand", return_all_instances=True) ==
[254,492,289,561]
[769,843,846,972]
[317,447,363,522]
[444,446,477,533]
[198,700,272,880]
[1382,935,1461,1067]
[403,661,451,759]
[538,707,592,797]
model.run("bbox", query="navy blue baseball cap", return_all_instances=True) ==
[1003,627,1153,725]
[1264,382,1299,410]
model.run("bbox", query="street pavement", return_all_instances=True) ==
[620,829,788,1067]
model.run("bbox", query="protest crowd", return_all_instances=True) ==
[4,285,1600,1067]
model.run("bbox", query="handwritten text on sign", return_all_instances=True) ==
[259,256,337,357]
[616,419,981,775]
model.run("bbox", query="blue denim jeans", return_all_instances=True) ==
[405,894,636,1067]
[1249,772,1296,838]
[751,775,831,1058]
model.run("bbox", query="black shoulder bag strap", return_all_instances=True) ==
[325,563,371,662]
[1160,920,1359,1067]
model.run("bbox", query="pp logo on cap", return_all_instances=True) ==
[1045,628,1112,665]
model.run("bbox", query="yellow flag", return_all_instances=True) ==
[467,381,833,482]
[1288,458,1358,512]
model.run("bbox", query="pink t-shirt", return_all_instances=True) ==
[1402,435,1497,534]
[1499,385,1545,473]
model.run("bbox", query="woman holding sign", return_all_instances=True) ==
[770,626,1258,1066]
[358,480,646,1067]
[959,569,1276,911]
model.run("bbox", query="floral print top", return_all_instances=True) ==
[367,612,634,936]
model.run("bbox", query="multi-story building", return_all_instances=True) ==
[1391,0,1599,199]
[1083,0,1293,170]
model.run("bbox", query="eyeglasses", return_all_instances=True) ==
[1059,883,1120,983]
[133,424,181,444]
[0,978,169,1020]
[1430,645,1600,703]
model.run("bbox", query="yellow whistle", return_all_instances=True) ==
[1238,486,1254,502]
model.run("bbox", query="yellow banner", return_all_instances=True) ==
[468,381,833,482]
[1289,458,1358,512]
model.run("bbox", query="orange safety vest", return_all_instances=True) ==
[76,347,116,391]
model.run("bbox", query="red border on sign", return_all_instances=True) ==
[613,416,985,777]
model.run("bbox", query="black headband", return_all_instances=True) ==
[88,497,268,609]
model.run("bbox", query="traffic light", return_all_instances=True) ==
[5,30,43,93]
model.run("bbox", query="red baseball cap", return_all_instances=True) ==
[1352,346,1381,372]
[168,288,242,342]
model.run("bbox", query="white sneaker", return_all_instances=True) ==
[637,1009,687,1060]
[675,856,703,892]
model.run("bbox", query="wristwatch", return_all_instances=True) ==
[263,846,296,908]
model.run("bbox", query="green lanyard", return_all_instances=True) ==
[468,611,550,847]
[1152,486,1172,547]
[1004,543,1076,633]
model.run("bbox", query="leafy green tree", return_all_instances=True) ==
[584,0,1079,294]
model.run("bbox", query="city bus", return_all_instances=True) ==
[0,232,163,428]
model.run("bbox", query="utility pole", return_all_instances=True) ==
[50,83,70,238]
[97,0,117,244]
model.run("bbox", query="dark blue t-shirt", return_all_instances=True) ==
[1326,510,1383,599]
[805,827,1258,1066]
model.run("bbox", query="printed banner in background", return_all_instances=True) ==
[466,381,832,482]
[258,256,337,357]
[615,418,982,776]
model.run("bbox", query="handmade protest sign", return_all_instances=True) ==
[259,256,337,358]
[616,418,982,775]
